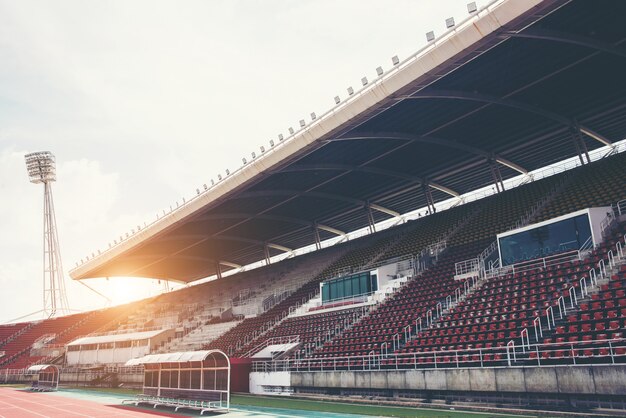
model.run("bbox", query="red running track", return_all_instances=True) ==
[0,388,186,418]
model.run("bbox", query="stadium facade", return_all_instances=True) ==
[2,0,626,414]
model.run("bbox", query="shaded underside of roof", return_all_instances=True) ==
[72,0,626,282]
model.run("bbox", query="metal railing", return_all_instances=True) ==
[242,335,300,358]
[487,249,580,278]
[455,258,481,277]
[253,219,626,374]
[251,338,626,372]
[504,227,626,367]
[616,199,626,217]
[385,275,480,357]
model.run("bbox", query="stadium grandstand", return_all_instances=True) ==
[2,0,626,415]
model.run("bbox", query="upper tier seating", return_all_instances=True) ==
[536,152,626,223]
[448,175,562,247]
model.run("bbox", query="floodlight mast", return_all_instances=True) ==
[25,151,70,318]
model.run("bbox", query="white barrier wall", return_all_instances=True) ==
[249,371,292,396]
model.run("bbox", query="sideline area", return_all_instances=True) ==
[0,386,536,418]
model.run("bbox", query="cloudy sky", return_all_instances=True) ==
[0,0,476,322]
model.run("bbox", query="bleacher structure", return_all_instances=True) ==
[2,0,626,413]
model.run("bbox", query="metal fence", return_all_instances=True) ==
[252,338,626,373]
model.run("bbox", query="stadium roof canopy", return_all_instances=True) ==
[71,0,626,283]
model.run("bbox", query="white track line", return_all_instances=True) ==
[0,398,50,417]
[16,393,160,418]
[1,392,96,417]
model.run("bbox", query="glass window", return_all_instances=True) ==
[180,370,191,389]
[344,278,352,297]
[360,274,368,294]
[160,371,170,388]
[190,370,201,389]
[203,370,216,390]
[371,273,378,292]
[322,285,330,302]
[351,276,360,296]
[499,214,592,266]
[215,370,229,391]
[170,370,179,388]
[336,280,344,299]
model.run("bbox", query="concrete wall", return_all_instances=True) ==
[250,371,292,395]
[291,365,626,396]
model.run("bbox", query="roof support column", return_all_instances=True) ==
[215,262,222,280]
[489,160,505,193]
[264,244,271,265]
[571,124,591,165]
[422,183,436,214]
[365,204,376,233]
[313,223,322,250]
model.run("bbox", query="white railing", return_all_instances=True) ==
[616,199,626,217]
[386,275,479,356]
[254,217,626,374]
[455,258,481,277]
[251,338,626,372]
[242,335,300,359]
[503,227,626,363]
[488,249,580,278]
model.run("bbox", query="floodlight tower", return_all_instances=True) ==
[25,151,70,318]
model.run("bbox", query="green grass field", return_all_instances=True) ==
[231,393,536,418]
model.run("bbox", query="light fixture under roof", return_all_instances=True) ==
[299,119,306,128]
[347,86,354,95]
[334,96,340,104]
[391,55,399,65]
[426,31,435,42]
[467,2,477,13]
[361,77,368,86]
[288,127,294,135]
[446,17,455,28]
[376,66,383,76]
[310,112,317,120]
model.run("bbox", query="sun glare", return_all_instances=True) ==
[101,277,176,306]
